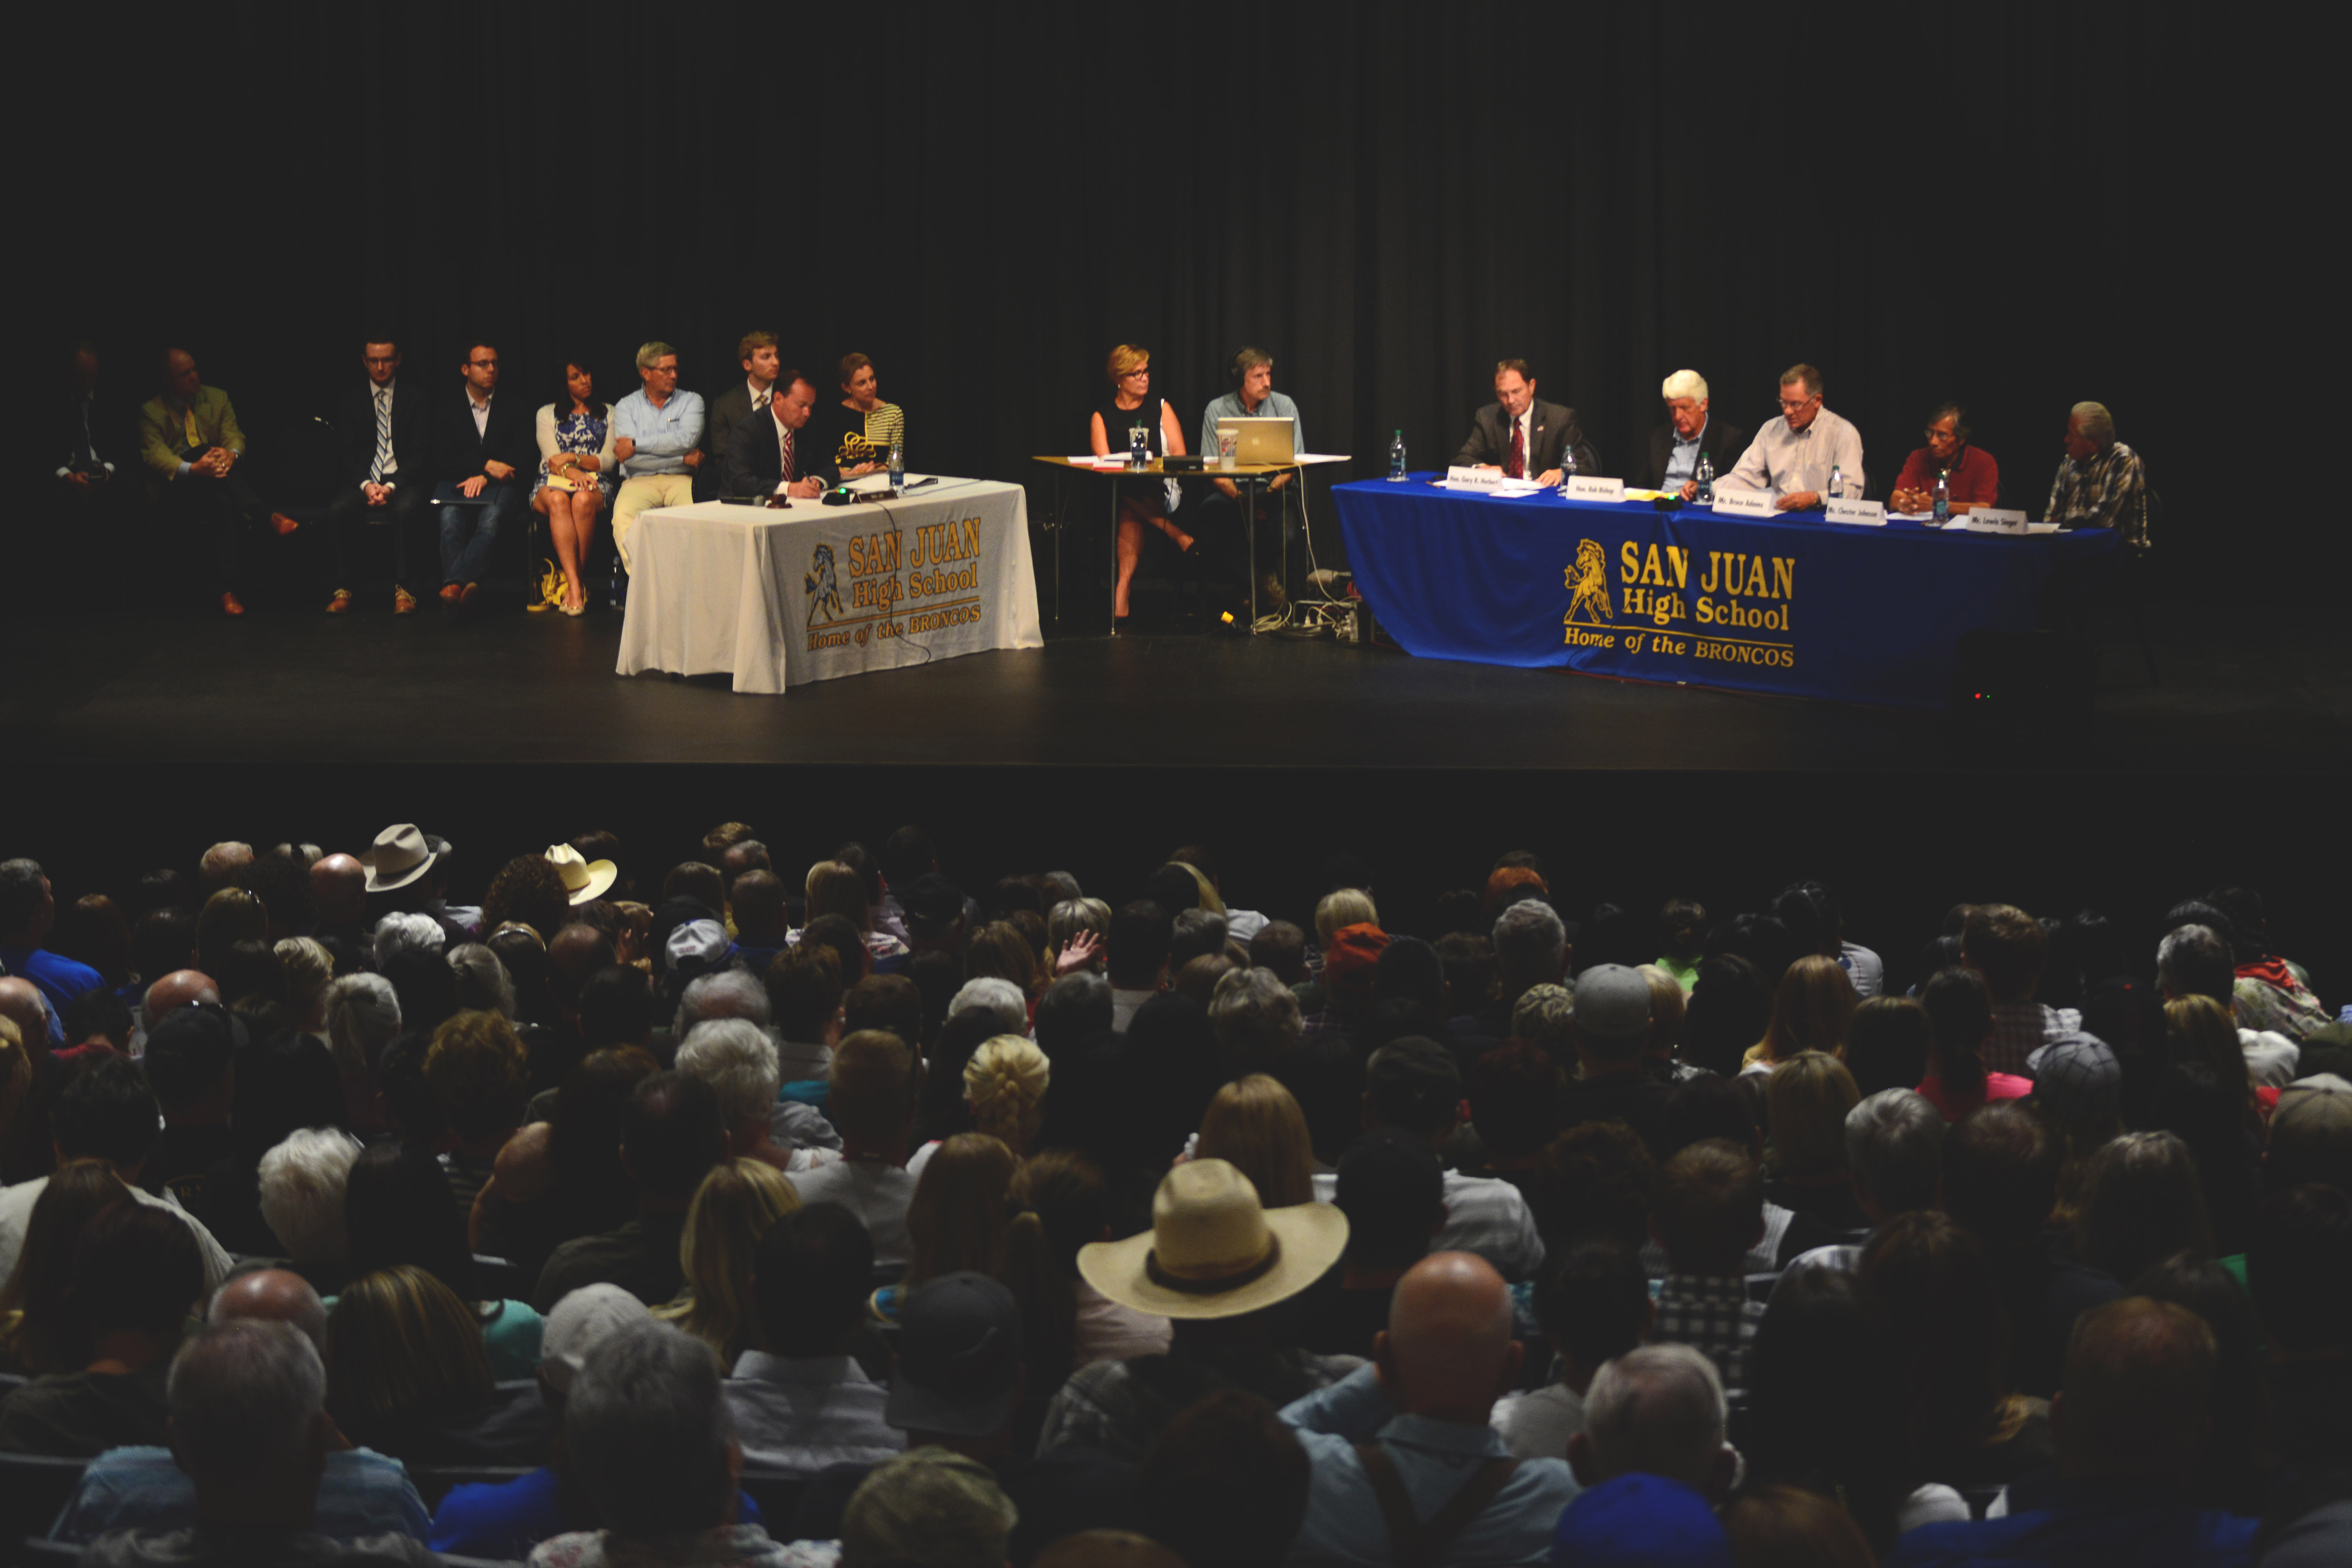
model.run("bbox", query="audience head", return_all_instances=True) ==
[1942,1099,2061,1247]
[1510,983,1575,1057]
[539,1282,650,1397]
[669,1158,800,1360]
[256,1127,364,1269]
[1920,965,1994,1099]
[1764,1051,1857,1180]
[1961,904,2047,1003]
[422,1008,528,1145]
[207,1267,330,1356]
[1652,1139,1764,1276]
[1492,899,1568,994]
[1138,1389,1311,1568]
[1377,1252,1520,1423]
[1572,1343,1734,1498]
[1856,1210,2009,1466]
[622,1070,728,1205]
[1537,1120,1658,1258]
[1844,996,1933,1098]
[906,1133,1017,1287]
[2245,1182,2352,1354]
[143,999,238,1116]
[567,1318,740,1539]
[1758,954,1857,1065]
[1198,1074,1316,1209]
[0,1160,131,1372]
[2155,922,2236,1006]
[1844,1088,1944,1221]
[842,974,925,1052]
[840,1446,1018,1568]
[2073,1129,2214,1284]
[1533,1240,1651,1382]
[2268,1078,2352,1194]
[830,1028,920,1155]
[1468,1041,1564,1162]
[2053,1297,2217,1482]
[165,1319,333,1517]
[1249,920,1308,985]
[1743,1265,1905,1544]
[1363,1036,1461,1143]
[677,1017,783,1149]
[1679,955,1770,1078]
[1572,964,1653,1066]
[1719,1484,1874,1568]
[343,1140,479,1300]
[754,1201,876,1355]
[72,1201,205,1357]
[886,1271,1026,1443]
[1335,1128,1446,1273]
[54,1052,163,1172]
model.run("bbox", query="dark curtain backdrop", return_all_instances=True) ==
[32,0,2275,582]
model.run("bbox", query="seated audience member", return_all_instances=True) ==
[1468,1041,1564,1191]
[1679,955,1772,1079]
[960,1034,1051,1161]
[1557,963,1674,1163]
[1044,1159,1353,1463]
[0,1160,132,1374]
[1844,995,1936,1099]
[2131,1250,2272,1518]
[878,1133,1015,1327]
[1916,966,2031,1122]
[1652,1077,1834,1276]
[1566,1342,1739,1502]
[1106,900,1174,1031]
[56,1270,431,1546]
[677,1016,825,1175]
[1552,1472,1735,1568]
[1205,968,1300,1074]
[1942,1102,2122,1399]
[534,1318,795,1568]
[1889,401,2000,516]
[534,1071,728,1310]
[345,1141,543,1380]
[323,336,433,615]
[1309,1129,1446,1359]
[652,1159,801,1368]
[423,1007,530,1215]
[838,1448,1020,1568]
[531,357,619,615]
[1887,1299,2257,1568]
[1636,964,1701,1085]
[325,1263,547,1466]
[766,941,845,1084]
[2042,399,2148,542]
[789,1030,923,1280]
[722,1201,903,1475]
[720,366,829,501]
[1962,904,2079,1074]
[257,1126,366,1287]
[136,999,238,1201]
[1769,880,1880,1001]
[1455,358,1599,485]
[2243,1185,2352,1487]
[136,347,300,615]
[1644,369,1749,499]
[2265,1078,2352,1196]
[1720,363,1866,510]
[2072,1129,2214,1288]
[609,341,706,579]
[428,339,533,609]
[1761,1052,1866,1232]
[2207,887,2332,1043]
[1198,1073,1318,1208]
[1721,1483,1877,1568]
[1279,1252,1580,1565]
[0,1202,203,1454]
[816,351,907,479]
[1136,1388,1310,1568]
[75,1319,440,1567]
[1493,1240,1651,1462]
[1001,1149,1170,1432]
[1648,1140,1767,1392]
[0,858,105,1045]
[2158,922,2301,1088]
[1089,344,1193,625]
[1739,953,1857,1074]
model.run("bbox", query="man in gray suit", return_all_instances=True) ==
[1454,359,1599,485]
[700,330,780,497]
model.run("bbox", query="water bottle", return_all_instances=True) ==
[610,555,626,610]
[1695,453,1715,505]
[1129,423,1149,468]
[888,440,906,495]
[1827,464,1846,502]
[1556,448,1577,497]
[1932,468,1951,526]
[1388,429,1406,480]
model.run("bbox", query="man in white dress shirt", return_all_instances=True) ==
[1720,363,1867,510]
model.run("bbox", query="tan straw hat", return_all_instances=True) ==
[359,824,436,893]
[1077,1159,1347,1320]
[545,844,617,905]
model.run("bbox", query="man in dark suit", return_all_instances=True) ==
[322,336,434,615]
[721,371,830,501]
[1454,359,1599,484]
[43,340,136,606]
[1641,369,1749,498]
[699,330,780,500]
[430,339,535,606]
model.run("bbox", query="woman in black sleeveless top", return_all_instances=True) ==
[1089,344,1192,626]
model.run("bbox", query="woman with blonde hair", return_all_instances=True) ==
[324,1263,503,1463]
[1314,889,1379,948]
[1195,1074,1317,1208]
[964,1036,1050,1156]
[654,1158,802,1367]
[1742,953,1858,1073]
[873,1132,1016,1324]
[274,935,335,1038]
[1088,343,1192,628]
[1764,1051,1867,1230]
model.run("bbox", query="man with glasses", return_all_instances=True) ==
[610,341,705,581]
[1889,403,2000,517]
[323,336,433,615]
[431,340,533,608]
[1719,363,1866,510]
[1643,369,1748,499]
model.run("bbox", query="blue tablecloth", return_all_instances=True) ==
[1333,476,2122,709]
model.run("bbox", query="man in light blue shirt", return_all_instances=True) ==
[1196,346,1306,607]
[1280,1253,1577,1566]
[610,341,706,575]
[52,1445,430,1545]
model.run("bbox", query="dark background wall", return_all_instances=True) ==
[27,0,2289,592]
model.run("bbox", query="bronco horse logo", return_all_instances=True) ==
[1566,539,1614,625]
[805,544,845,624]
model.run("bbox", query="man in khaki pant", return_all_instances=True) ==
[609,341,705,578]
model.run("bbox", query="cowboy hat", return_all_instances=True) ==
[359,824,436,893]
[546,844,617,905]
[1077,1159,1347,1320]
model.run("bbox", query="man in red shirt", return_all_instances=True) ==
[1889,402,2000,515]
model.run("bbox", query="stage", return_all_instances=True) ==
[7,591,2345,773]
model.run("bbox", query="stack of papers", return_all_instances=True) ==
[1064,454,1132,468]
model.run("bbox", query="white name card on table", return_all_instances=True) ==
[1824,497,1886,526]
[1445,465,1504,489]
[1972,508,2029,534]
[1710,488,1777,518]
[1566,475,1626,503]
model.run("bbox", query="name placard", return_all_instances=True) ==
[1709,488,1776,519]
[1566,475,1627,503]
[1824,498,1886,526]
[1971,508,2028,534]
[1445,465,1503,490]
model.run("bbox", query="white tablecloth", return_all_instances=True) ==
[615,479,1043,694]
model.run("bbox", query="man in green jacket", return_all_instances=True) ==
[138,347,299,615]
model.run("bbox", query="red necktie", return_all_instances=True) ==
[1506,417,1525,479]
[782,427,795,482]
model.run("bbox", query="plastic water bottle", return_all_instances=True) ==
[1827,464,1846,502]
[1556,448,1577,497]
[1695,454,1715,505]
[1932,469,1951,526]
[1129,423,1149,468]
[1388,429,1406,480]
[610,555,626,610]
[888,440,906,495]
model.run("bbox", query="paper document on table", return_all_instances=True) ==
[1066,455,1128,467]
[1488,480,1545,497]
[1294,453,1351,463]
[1623,488,1672,501]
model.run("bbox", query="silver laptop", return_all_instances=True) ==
[1216,416,1296,465]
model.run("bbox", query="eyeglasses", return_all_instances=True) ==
[1924,427,1959,441]
[1120,368,1149,379]
[1777,394,1816,410]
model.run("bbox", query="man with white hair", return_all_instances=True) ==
[1779,1088,1948,1284]
[1280,1252,1579,1566]
[1643,370,1749,500]
[1568,1342,1739,1501]
[371,911,445,969]
[258,1129,366,1275]
[56,1277,430,1547]
[2045,399,2148,542]
[673,965,771,1040]
[325,973,402,1076]
[610,341,705,581]
[676,1018,837,1176]
[73,1319,437,1564]
[948,976,1029,1038]
[1478,899,1568,1040]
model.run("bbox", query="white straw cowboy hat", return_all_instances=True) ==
[545,844,617,905]
[359,824,436,894]
[1077,1159,1347,1320]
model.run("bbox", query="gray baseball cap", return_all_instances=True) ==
[1573,964,1653,1042]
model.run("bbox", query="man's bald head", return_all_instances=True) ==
[310,855,366,926]
[1376,1252,1519,1423]
[548,924,615,1008]
[209,1268,329,1356]
[144,969,220,1027]
[0,979,46,1049]
[200,842,253,893]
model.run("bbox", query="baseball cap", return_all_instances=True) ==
[901,873,967,933]
[2031,1030,2123,1122]
[540,1283,650,1394]
[884,1273,1026,1438]
[664,918,733,974]
[1573,964,1653,1042]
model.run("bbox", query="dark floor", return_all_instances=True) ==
[7,586,2345,771]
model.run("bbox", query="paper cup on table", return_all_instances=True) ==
[1218,429,1240,469]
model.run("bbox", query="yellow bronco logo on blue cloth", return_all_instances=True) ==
[1566,539,1614,626]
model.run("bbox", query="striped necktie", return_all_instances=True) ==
[782,426,796,482]
[367,387,392,482]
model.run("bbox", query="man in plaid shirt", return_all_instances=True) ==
[2045,401,2147,546]
[1963,904,2081,1077]
[1649,1139,1767,1393]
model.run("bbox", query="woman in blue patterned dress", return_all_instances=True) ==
[532,360,617,615]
